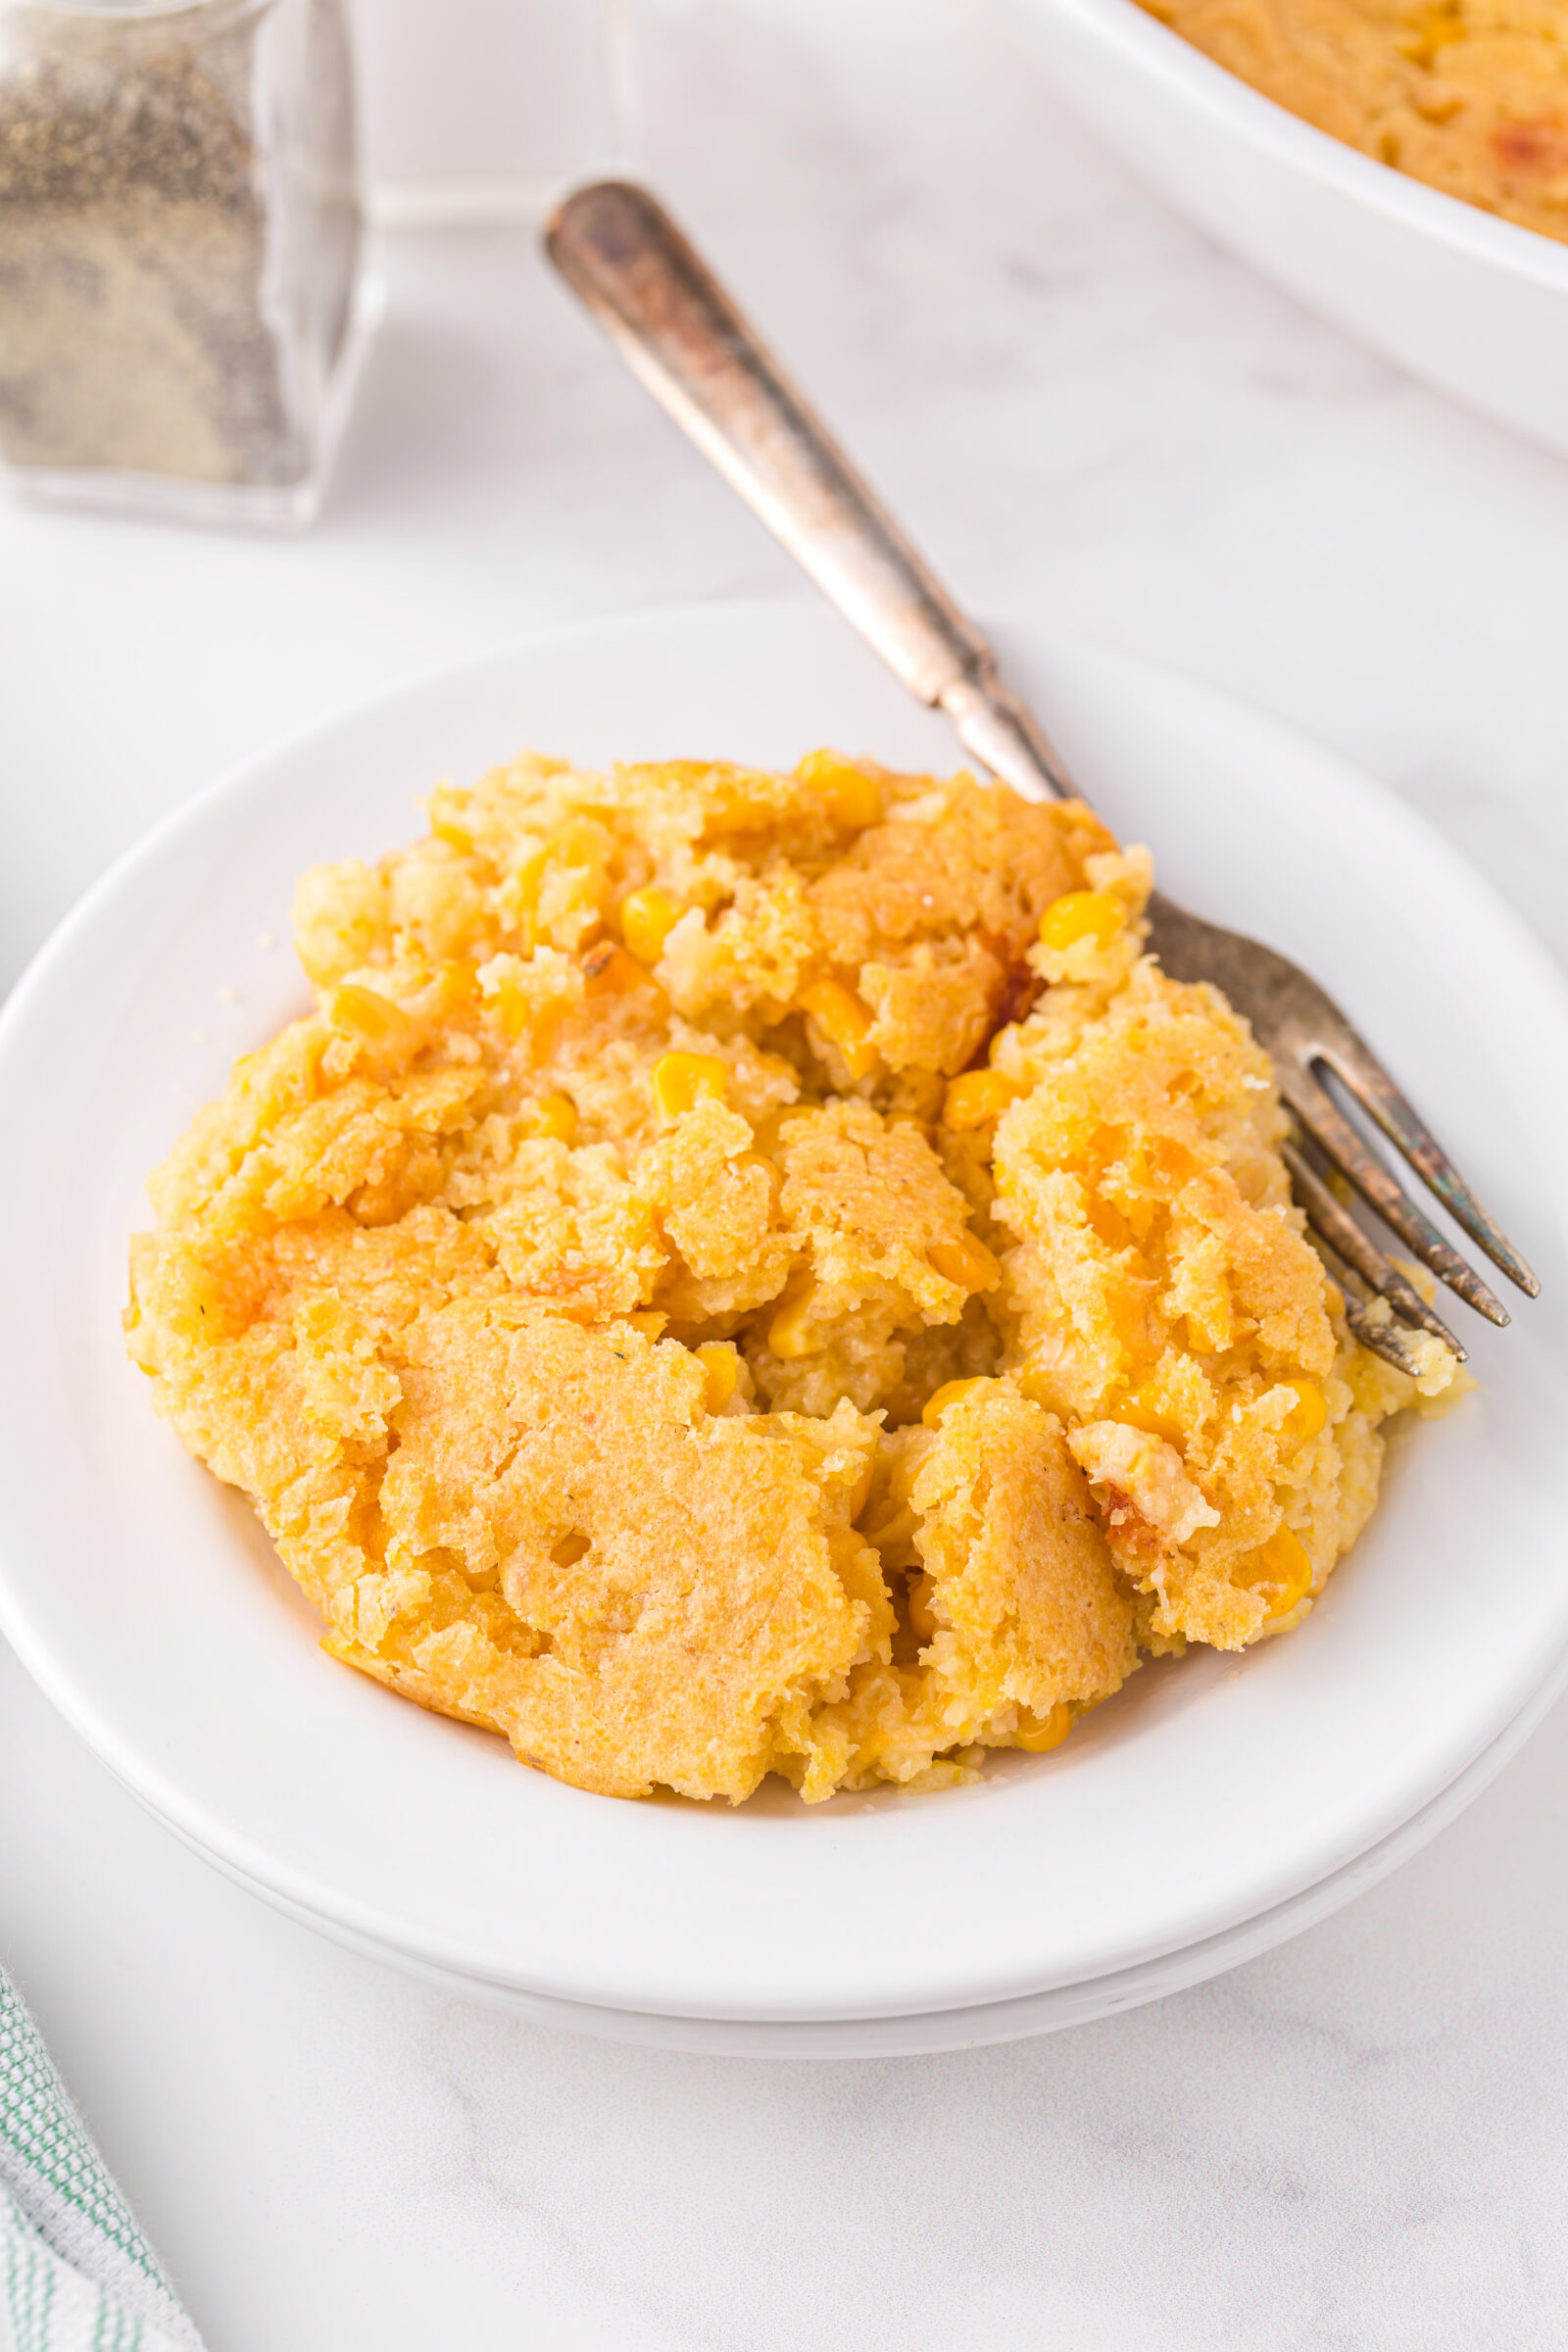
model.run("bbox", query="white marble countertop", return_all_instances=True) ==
[4,1,1567,2344]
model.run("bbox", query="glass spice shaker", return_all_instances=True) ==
[0,0,373,527]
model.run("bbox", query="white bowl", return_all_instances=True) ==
[2,601,1566,2055]
[996,0,1568,459]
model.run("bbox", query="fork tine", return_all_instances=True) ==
[1277,1062,1510,1326]
[1310,1232,1448,1380]
[1311,1032,1541,1300]
[1342,1303,1436,1381]
[1147,895,1536,1323]
[1281,1141,1465,1356]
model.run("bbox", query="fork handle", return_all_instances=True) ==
[545,179,1076,806]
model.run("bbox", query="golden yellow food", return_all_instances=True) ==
[126,750,1464,1803]
[1140,0,1568,246]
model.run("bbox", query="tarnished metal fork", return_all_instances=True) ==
[545,179,1539,1373]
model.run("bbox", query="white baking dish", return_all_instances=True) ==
[996,0,1568,460]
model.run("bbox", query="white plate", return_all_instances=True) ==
[997,0,1568,461]
[149,1634,1568,2056]
[1,601,1566,2042]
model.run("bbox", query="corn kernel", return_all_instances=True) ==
[906,1570,939,1645]
[505,819,613,953]
[583,941,662,1000]
[652,1052,730,1119]
[485,968,533,1038]
[929,1232,1002,1293]
[943,1068,1021,1131]
[796,749,884,831]
[1117,1382,1185,1446]
[619,886,682,967]
[428,792,474,854]
[732,1150,782,1204]
[549,816,610,872]
[797,979,878,1080]
[503,848,548,950]
[1015,1702,1073,1754]
[324,983,414,1053]
[624,1310,667,1340]
[1282,1378,1328,1446]
[518,1094,578,1145]
[429,958,479,1011]
[1400,11,1466,66]
[767,1280,819,1360]
[921,1377,990,1429]
[1242,1525,1314,1619]
[696,1342,740,1413]
[1039,890,1124,954]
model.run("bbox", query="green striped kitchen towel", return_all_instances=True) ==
[1,1968,205,2352]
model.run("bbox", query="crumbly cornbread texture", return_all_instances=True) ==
[127,750,1460,1802]
[1141,0,1568,245]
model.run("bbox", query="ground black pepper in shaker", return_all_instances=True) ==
[0,0,370,526]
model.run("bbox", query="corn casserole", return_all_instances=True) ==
[126,750,1463,1802]
[1139,0,1568,247]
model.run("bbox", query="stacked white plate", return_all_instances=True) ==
[2,604,1564,2055]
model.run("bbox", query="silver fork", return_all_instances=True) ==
[545,179,1539,1374]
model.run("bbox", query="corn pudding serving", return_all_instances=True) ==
[1139,0,1568,246]
[126,751,1463,1803]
